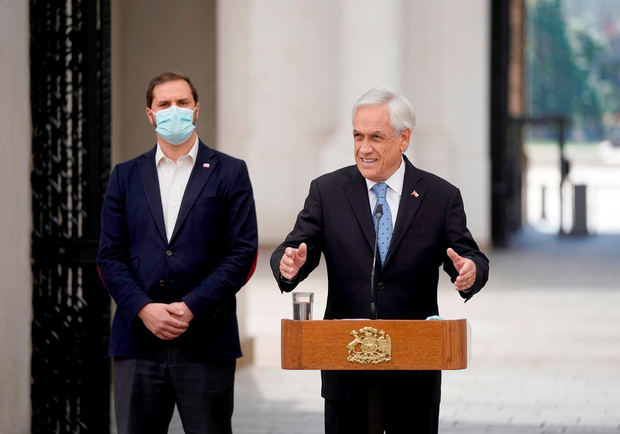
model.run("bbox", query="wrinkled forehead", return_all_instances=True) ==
[353,104,394,133]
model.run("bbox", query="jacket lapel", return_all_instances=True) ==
[383,157,425,267]
[137,146,167,244]
[343,169,376,252]
[170,141,217,242]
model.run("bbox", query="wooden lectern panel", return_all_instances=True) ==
[281,319,469,370]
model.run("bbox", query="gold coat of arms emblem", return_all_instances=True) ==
[346,326,392,364]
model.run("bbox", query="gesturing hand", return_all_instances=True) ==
[447,248,477,292]
[279,243,307,280]
[138,303,190,340]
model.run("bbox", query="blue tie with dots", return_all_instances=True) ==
[371,182,393,264]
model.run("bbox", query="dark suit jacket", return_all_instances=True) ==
[270,155,488,401]
[98,141,258,361]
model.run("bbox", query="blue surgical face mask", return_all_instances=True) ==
[151,105,197,145]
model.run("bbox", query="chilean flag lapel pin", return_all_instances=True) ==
[411,190,419,198]
[202,163,211,168]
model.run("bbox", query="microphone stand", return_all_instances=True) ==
[369,203,384,433]
[370,204,383,320]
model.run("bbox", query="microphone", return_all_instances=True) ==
[370,204,383,320]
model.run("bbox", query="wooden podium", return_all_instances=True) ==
[281,319,470,371]
[281,319,470,433]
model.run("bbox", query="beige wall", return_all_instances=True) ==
[0,0,32,432]
[111,0,217,164]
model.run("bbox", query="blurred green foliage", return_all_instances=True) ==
[527,0,616,141]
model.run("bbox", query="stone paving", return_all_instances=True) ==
[160,229,620,433]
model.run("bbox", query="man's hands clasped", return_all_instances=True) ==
[138,301,195,341]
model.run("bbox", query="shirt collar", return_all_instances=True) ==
[365,155,406,196]
[155,135,199,166]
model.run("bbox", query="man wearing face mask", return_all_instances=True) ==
[97,71,258,434]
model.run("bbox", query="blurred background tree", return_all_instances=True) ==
[527,0,618,143]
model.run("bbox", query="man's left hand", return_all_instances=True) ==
[447,248,477,292]
[167,302,195,323]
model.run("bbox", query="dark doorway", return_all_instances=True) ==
[491,0,528,247]
[30,0,112,432]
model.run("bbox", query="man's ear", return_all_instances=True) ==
[399,128,411,152]
[146,107,156,126]
[193,102,200,125]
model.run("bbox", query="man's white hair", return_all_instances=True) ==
[352,88,416,145]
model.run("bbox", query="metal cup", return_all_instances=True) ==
[292,292,313,320]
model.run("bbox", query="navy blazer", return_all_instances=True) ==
[270,156,488,401]
[98,141,258,361]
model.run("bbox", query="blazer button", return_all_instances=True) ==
[166,250,173,257]
[377,282,385,290]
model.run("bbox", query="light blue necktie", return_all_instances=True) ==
[371,182,393,264]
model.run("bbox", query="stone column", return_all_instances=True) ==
[218,0,338,244]
[320,0,404,174]
[0,1,32,432]
[403,0,491,245]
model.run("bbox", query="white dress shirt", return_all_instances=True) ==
[155,137,199,242]
[365,155,406,227]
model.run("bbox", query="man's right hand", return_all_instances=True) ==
[279,242,307,280]
[137,303,190,340]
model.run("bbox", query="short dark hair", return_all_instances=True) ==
[146,71,199,108]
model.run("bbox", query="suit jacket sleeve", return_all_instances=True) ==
[442,188,489,301]
[97,165,153,326]
[182,160,258,320]
[270,179,323,292]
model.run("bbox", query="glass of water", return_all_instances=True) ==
[292,292,314,320]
